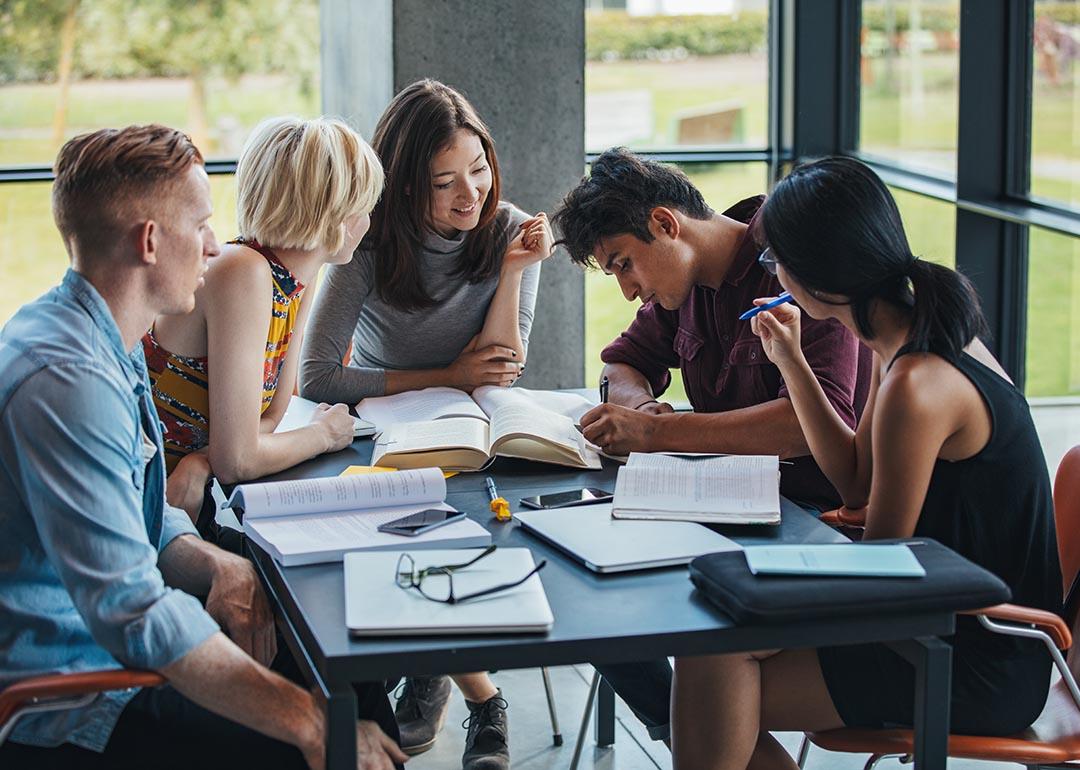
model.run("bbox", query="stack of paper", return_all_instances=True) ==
[612,452,781,525]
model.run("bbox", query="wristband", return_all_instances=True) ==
[632,398,660,411]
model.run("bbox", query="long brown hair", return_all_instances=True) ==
[365,79,503,311]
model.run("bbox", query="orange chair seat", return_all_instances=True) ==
[0,669,164,727]
[819,506,867,529]
[808,678,1080,765]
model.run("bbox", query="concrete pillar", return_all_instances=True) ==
[324,0,587,389]
[320,0,393,139]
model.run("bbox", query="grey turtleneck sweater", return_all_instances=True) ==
[299,202,538,403]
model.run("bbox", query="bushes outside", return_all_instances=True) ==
[586,4,1079,63]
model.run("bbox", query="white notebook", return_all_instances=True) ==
[516,504,742,573]
[743,544,927,577]
[344,548,554,635]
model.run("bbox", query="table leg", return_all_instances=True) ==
[594,676,616,747]
[886,637,951,770]
[325,687,358,770]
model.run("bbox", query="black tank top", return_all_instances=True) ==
[899,348,1062,659]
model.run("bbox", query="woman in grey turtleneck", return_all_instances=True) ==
[299,79,553,406]
[298,79,552,770]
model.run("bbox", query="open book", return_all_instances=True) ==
[223,467,491,566]
[612,452,781,525]
[359,386,602,471]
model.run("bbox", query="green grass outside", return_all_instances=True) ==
[0,75,319,166]
[2,52,1078,396]
[584,55,768,148]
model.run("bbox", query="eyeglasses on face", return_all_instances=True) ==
[758,247,778,276]
[395,545,547,605]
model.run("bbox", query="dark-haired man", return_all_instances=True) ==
[552,147,869,744]
[0,126,404,770]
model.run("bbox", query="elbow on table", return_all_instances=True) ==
[297,359,334,403]
[208,452,254,488]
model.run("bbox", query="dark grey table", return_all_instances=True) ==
[247,441,955,770]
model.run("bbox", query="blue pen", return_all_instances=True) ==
[738,292,795,321]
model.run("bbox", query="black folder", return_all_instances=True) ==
[689,538,1011,624]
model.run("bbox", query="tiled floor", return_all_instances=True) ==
[407,664,1029,770]
[407,404,1078,770]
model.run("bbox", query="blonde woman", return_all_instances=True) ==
[144,116,384,527]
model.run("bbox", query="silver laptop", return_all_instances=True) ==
[515,504,741,574]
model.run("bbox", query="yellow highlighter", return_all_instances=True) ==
[485,476,511,522]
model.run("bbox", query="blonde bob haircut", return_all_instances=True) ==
[236,116,383,253]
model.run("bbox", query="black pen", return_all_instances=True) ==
[599,375,609,404]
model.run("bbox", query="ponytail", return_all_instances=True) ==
[763,156,990,360]
[905,259,989,359]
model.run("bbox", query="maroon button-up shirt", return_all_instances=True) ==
[600,196,871,510]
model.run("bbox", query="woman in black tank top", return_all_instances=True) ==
[671,157,1062,770]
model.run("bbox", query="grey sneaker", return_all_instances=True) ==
[394,675,452,755]
[462,690,510,770]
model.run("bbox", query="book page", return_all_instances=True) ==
[356,387,486,431]
[487,402,582,454]
[275,395,373,436]
[373,417,490,456]
[473,386,596,423]
[244,501,489,565]
[230,467,446,519]
[614,453,779,514]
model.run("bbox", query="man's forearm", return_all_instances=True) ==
[651,398,810,458]
[158,533,222,595]
[162,633,321,762]
[602,362,661,409]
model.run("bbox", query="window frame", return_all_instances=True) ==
[6,0,1080,393]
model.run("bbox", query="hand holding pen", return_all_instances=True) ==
[738,291,795,321]
[746,294,804,368]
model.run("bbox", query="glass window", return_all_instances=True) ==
[584,3,769,153]
[0,183,62,322]
[0,1,320,167]
[1027,226,1080,397]
[1031,1,1080,210]
[586,162,769,402]
[0,175,240,327]
[888,186,956,267]
[859,0,960,178]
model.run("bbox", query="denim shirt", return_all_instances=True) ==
[0,270,219,751]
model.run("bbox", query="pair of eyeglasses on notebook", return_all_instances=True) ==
[395,545,547,605]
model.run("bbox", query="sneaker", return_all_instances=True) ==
[394,675,452,755]
[461,690,510,770]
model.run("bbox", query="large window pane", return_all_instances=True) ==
[888,187,956,267]
[1031,1,1080,210]
[585,162,769,401]
[0,183,63,320]
[1027,226,1080,397]
[0,1,320,167]
[1,175,240,327]
[859,0,960,178]
[585,5,769,153]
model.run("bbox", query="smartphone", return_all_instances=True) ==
[519,488,614,510]
[377,508,467,536]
